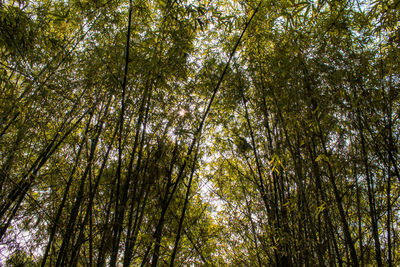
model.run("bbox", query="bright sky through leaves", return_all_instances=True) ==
[1,0,399,265]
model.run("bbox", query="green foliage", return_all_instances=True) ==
[0,0,399,266]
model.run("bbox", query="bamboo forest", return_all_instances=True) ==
[1,0,399,265]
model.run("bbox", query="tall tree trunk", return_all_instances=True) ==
[357,110,383,266]
[109,0,133,265]
[41,112,93,267]
[170,146,199,266]
[55,113,104,267]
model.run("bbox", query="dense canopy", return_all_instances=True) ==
[1,0,399,265]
